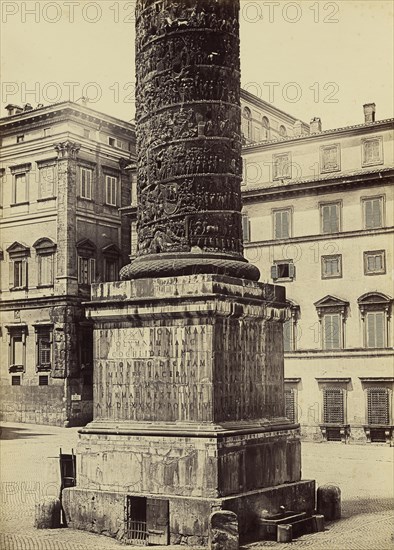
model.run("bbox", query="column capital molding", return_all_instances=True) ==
[55,140,80,160]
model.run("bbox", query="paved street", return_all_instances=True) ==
[0,422,393,550]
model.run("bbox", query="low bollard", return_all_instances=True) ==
[34,497,61,529]
[208,510,239,550]
[277,524,293,543]
[317,484,341,520]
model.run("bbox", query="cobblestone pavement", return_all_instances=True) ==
[0,422,393,550]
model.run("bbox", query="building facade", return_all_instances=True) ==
[0,102,136,426]
[241,103,394,444]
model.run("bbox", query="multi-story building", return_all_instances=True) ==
[0,101,136,426]
[241,102,394,444]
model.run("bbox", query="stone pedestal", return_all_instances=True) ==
[63,275,315,545]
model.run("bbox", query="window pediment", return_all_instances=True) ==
[6,242,30,258]
[102,244,121,257]
[76,239,96,256]
[314,295,349,317]
[33,238,57,254]
[358,292,392,306]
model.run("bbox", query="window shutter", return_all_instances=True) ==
[9,262,14,288]
[89,258,96,284]
[77,256,82,284]
[375,312,384,348]
[21,260,27,288]
[322,205,330,233]
[323,388,344,423]
[271,264,278,280]
[367,388,389,425]
[283,320,292,352]
[324,314,340,349]
[285,389,296,423]
[372,199,382,228]
[282,211,289,238]
[242,215,250,241]
[288,263,295,279]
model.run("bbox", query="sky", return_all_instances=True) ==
[0,0,393,129]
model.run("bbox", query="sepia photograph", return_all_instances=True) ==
[0,1,393,549]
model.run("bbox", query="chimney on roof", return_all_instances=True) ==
[293,120,303,136]
[363,103,376,123]
[5,104,23,116]
[24,103,33,111]
[310,117,322,133]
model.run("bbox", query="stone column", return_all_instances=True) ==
[121,0,259,281]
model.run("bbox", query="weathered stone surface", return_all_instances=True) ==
[120,0,259,281]
[34,497,61,529]
[317,484,341,520]
[277,524,292,543]
[209,511,239,550]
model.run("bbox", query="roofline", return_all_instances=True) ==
[240,88,310,128]
[0,101,135,131]
[243,118,394,151]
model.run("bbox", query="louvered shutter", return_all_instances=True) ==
[365,199,382,229]
[323,388,344,423]
[9,262,14,288]
[367,312,385,348]
[89,258,96,284]
[322,205,331,233]
[271,264,278,280]
[283,320,292,352]
[367,388,389,425]
[324,314,340,349]
[285,389,296,423]
[21,260,27,288]
[288,263,295,279]
[242,215,250,241]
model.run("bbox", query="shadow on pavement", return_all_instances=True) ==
[0,426,56,440]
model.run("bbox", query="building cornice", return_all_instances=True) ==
[0,295,85,310]
[242,168,394,202]
[285,348,394,359]
[0,102,135,136]
[243,118,394,151]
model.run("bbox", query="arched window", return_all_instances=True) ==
[262,116,270,140]
[242,107,252,142]
[33,238,56,287]
[279,125,287,137]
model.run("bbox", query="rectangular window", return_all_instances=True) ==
[362,137,383,167]
[364,250,385,275]
[78,257,96,285]
[320,202,340,234]
[320,144,340,173]
[12,375,21,386]
[14,173,27,204]
[37,328,52,368]
[323,313,341,350]
[108,137,116,147]
[105,258,119,282]
[43,128,51,137]
[38,254,54,286]
[84,129,90,139]
[38,165,55,198]
[366,311,385,348]
[367,388,390,425]
[9,329,26,370]
[271,261,295,281]
[285,389,296,423]
[273,153,291,179]
[323,388,345,424]
[273,209,291,239]
[17,135,24,143]
[322,255,342,279]
[363,197,383,229]
[242,214,250,242]
[10,259,28,289]
[80,167,92,200]
[105,175,118,206]
[39,375,49,386]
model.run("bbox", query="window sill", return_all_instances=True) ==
[273,278,294,283]
[9,286,28,291]
[77,196,93,202]
[104,203,119,208]
[320,167,341,174]
[322,274,342,279]
[362,160,384,168]
[37,284,54,289]
[9,365,24,373]
[364,271,386,276]
[10,202,29,207]
[37,196,56,202]
[36,364,51,372]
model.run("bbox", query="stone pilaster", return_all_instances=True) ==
[55,140,80,296]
